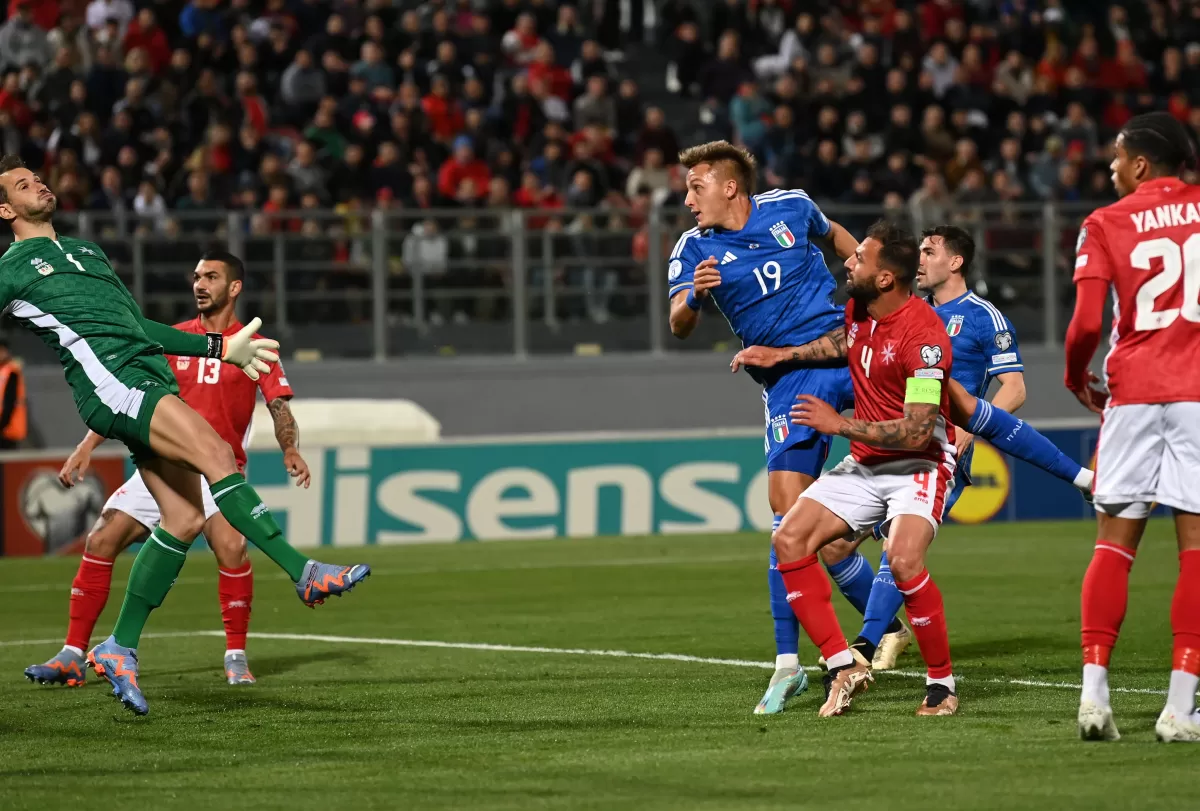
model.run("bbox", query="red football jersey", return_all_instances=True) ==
[168,317,293,471]
[845,295,957,466]
[1074,177,1200,405]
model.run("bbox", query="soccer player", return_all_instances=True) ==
[24,250,308,688]
[667,140,876,714]
[849,225,1027,671]
[769,221,962,717]
[1066,112,1200,743]
[0,156,368,715]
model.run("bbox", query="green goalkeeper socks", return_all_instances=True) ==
[112,528,191,649]
[210,473,308,582]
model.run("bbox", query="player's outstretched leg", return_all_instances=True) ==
[25,510,149,687]
[756,515,808,715]
[150,396,371,606]
[1157,540,1200,742]
[957,396,1093,496]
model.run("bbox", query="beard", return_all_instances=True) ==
[845,278,880,302]
[24,196,57,222]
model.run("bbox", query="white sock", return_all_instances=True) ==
[775,653,799,670]
[1082,663,1110,706]
[825,649,854,670]
[225,649,245,658]
[62,645,83,657]
[1167,669,1199,714]
[1074,468,1095,491]
[927,674,956,693]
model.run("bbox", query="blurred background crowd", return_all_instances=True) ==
[2,0,1198,330]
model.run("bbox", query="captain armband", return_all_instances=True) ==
[905,376,942,405]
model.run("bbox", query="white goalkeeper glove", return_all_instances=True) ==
[206,316,280,381]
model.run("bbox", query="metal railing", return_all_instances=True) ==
[21,201,1102,359]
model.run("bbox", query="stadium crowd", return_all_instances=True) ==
[1,0,1198,323]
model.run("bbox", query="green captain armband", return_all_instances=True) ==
[905,377,942,405]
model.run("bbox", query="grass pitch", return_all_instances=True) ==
[0,520,1194,810]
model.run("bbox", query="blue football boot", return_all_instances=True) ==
[296,560,371,607]
[87,636,148,716]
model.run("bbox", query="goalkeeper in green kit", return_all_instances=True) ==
[0,157,370,715]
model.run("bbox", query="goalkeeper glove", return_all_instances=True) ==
[205,316,280,381]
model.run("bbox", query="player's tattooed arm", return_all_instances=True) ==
[836,402,938,450]
[731,327,847,372]
[267,397,299,451]
[787,326,848,363]
[792,395,937,449]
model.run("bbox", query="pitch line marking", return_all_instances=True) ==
[0,630,1167,696]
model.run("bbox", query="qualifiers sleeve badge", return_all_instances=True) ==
[668,259,682,281]
[1075,226,1087,254]
[994,330,1013,351]
[919,344,943,367]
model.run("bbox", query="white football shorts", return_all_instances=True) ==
[103,470,220,530]
[801,454,956,535]
[1093,402,1200,519]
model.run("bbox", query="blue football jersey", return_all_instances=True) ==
[667,189,843,363]
[933,292,1024,400]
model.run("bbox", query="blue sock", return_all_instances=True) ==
[859,551,905,648]
[768,514,799,660]
[968,399,1085,486]
[825,551,874,616]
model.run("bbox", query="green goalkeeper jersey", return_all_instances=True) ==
[0,235,170,417]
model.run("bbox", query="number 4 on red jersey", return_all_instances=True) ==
[1073,177,1200,406]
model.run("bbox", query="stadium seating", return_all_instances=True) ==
[2,1,1198,354]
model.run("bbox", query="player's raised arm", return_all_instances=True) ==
[141,316,280,381]
[730,326,848,372]
[823,219,860,260]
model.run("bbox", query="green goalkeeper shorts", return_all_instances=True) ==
[79,354,181,465]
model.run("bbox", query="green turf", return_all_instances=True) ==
[0,520,1194,810]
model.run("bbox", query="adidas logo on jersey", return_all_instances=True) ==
[720,251,737,264]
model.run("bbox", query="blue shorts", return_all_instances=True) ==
[762,366,854,476]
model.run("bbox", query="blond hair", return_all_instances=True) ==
[678,140,758,196]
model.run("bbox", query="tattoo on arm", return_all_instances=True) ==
[788,326,848,363]
[267,397,299,452]
[837,402,938,450]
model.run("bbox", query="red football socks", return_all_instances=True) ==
[1172,550,1200,674]
[66,554,115,651]
[1081,541,1136,667]
[218,562,254,652]
[896,569,953,680]
[777,555,848,662]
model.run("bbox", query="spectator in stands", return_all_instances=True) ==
[666,21,705,96]
[729,80,770,154]
[546,3,584,68]
[633,106,679,165]
[574,75,616,133]
[625,147,670,202]
[698,31,751,105]
[908,170,950,229]
[122,7,170,76]
[179,0,226,42]
[0,1,52,72]
[438,135,490,202]
[133,179,169,233]
[502,12,540,67]
[572,39,613,87]
[281,49,325,126]
[87,0,134,37]
[289,140,327,200]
